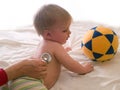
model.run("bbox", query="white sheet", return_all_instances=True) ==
[0,21,120,90]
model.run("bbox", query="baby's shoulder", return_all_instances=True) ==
[40,40,64,51]
[47,41,61,46]
[47,41,64,50]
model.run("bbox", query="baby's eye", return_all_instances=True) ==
[63,30,67,32]
[63,29,67,32]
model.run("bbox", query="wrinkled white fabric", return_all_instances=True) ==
[0,21,120,90]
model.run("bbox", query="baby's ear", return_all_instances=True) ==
[43,30,52,39]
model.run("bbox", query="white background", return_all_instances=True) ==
[0,0,120,29]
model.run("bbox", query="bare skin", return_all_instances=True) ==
[32,20,94,89]
[34,40,93,89]
[6,4,93,90]
[5,59,47,81]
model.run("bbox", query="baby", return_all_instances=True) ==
[10,4,94,90]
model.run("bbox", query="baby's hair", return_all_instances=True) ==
[33,4,72,35]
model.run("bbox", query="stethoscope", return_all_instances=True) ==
[41,53,52,63]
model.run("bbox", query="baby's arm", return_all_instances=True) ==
[54,43,93,74]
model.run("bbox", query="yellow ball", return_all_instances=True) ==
[81,26,119,62]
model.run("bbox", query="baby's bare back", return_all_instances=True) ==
[34,40,63,89]
[43,57,61,89]
[33,51,61,89]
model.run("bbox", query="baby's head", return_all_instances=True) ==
[33,4,72,36]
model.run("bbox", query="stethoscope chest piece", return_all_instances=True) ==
[41,53,52,63]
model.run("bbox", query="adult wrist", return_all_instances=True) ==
[5,60,26,80]
[0,68,8,86]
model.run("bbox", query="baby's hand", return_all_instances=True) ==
[65,47,72,52]
[81,62,94,74]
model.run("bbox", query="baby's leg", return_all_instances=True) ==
[9,76,47,90]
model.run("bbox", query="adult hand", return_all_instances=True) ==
[21,58,47,79]
[5,58,47,81]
